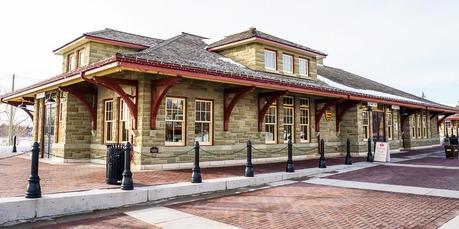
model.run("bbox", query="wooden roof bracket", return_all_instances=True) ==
[336,100,360,132]
[224,86,255,131]
[438,113,455,132]
[59,85,98,130]
[150,77,181,129]
[258,90,288,132]
[2,100,34,120]
[82,74,138,129]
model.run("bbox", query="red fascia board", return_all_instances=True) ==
[117,61,347,99]
[115,56,456,112]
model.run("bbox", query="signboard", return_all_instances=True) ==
[374,142,390,162]
[325,109,333,121]
[367,102,378,107]
[391,105,400,110]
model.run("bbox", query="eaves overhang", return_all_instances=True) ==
[2,54,458,114]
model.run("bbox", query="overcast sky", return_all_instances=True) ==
[0,0,458,108]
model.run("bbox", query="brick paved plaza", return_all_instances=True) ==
[170,182,459,229]
[10,146,459,228]
[0,154,365,198]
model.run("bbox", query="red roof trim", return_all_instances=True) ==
[2,54,457,114]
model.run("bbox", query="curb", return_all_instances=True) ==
[0,162,375,226]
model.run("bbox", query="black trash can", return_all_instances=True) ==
[106,144,125,185]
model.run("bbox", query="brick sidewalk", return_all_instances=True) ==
[170,182,459,229]
[34,213,159,229]
[0,155,364,198]
[328,165,459,190]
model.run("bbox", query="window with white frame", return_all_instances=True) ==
[165,97,185,146]
[67,53,76,71]
[283,96,294,143]
[104,100,114,143]
[362,111,370,140]
[298,58,309,77]
[265,106,277,143]
[264,49,276,70]
[410,115,416,139]
[387,111,393,140]
[77,49,85,68]
[422,112,427,138]
[195,100,212,145]
[416,114,421,138]
[119,99,130,143]
[282,54,293,74]
[299,98,310,142]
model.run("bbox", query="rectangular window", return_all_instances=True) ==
[104,100,114,143]
[265,106,277,143]
[387,111,393,140]
[283,106,294,143]
[298,58,309,77]
[165,97,186,146]
[362,111,370,140]
[422,112,427,138]
[119,99,130,143]
[300,108,309,142]
[264,49,276,70]
[77,49,85,68]
[282,54,293,74]
[283,96,294,106]
[67,53,76,71]
[195,100,212,145]
[410,115,416,139]
[299,98,309,107]
[416,114,421,138]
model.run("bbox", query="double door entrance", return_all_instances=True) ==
[372,111,386,142]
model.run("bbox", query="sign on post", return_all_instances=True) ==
[374,142,390,162]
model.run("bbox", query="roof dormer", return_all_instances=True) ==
[208,28,327,80]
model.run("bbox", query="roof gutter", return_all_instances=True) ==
[2,54,458,114]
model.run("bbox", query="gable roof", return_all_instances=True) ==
[53,28,163,53]
[85,28,163,47]
[2,29,457,113]
[207,27,327,56]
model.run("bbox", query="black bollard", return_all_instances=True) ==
[345,138,352,165]
[366,138,374,162]
[319,139,326,168]
[286,136,294,172]
[191,141,202,183]
[121,142,134,190]
[25,142,41,198]
[12,136,17,153]
[245,140,254,177]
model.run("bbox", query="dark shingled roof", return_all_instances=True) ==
[3,29,457,112]
[119,33,340,93]
[207,28,327,56]
[317,65,444,106]
[85,28,163,47]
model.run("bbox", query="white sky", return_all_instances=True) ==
[0,0,458,109]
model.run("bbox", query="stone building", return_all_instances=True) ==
[1,28,457,169]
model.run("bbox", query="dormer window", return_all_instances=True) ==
[299,58,309,77]
[264,49,276,70]
[77,49,85,68]
[282,54,293,74]
[67,53,76,71]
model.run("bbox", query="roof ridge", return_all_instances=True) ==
[87,28,162,41]
[320,65,431,103]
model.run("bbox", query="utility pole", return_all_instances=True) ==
[7,74,15,145]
